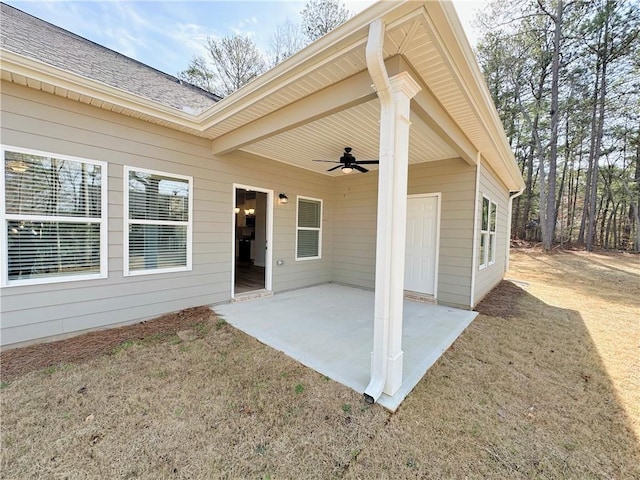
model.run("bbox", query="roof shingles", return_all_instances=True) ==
[0,3,219,114]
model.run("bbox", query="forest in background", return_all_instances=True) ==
[475,0,639,252]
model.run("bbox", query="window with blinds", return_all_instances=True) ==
[124,167,192,275]
[296,196,322,260]
[479,195,497,269]
[2,146,107,286]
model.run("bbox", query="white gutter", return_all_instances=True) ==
[505,189,524,271]
[469,155,482,308]
[364,18,394,404]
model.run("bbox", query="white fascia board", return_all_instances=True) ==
[0,50,209,130]
[198,1,419,129]
[423,2,525,191]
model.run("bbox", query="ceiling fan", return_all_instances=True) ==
[313,147,379,174]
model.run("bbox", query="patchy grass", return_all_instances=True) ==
[1,250,638,479]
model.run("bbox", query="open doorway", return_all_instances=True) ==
[233,186,272,296]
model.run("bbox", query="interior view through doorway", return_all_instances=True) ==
[234,188,268,294]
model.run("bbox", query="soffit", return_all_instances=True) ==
[240,100,458,176]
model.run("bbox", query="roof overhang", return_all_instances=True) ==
[0,1,524,191]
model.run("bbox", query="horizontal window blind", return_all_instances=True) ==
[125,168,192,274]
[5,151,102,217]
[7,221,101,279]
[128,224,188,270]
[2,147,106,284]
[296,197,322,259]
[297,229,320,258]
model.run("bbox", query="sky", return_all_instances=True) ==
[3,1,487,78]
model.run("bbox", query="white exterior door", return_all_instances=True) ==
[404,195,439,295]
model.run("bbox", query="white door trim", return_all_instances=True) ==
[231,183,273,298]
[406,192,441,299]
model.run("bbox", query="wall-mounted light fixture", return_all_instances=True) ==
[234,207,240,214]
[278,193,289,205]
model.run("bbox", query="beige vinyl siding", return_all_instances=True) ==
[331,173,378,289]
[332,158,476,309]
[0,82,332,346]
[408,160,476,309]
[473,159,510,305]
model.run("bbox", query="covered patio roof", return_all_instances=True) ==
[215,284,477,411]
[206,1,523,190]
[1,1,524,191]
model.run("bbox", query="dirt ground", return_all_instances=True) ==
[1,249,639,479]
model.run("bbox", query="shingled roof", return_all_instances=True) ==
[0,3,220,114]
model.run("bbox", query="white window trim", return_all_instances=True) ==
[1,145,108,287]
[295,195,322,261]
[479,194,497,270]
[123,166,193,276]
[489,200,497,266]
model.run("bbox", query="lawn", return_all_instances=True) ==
[1,249,638,479]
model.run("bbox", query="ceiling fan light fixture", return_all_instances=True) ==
[7,160,29,173]
[341,166,353,174]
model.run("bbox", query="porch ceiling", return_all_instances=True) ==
[239,100,458,176]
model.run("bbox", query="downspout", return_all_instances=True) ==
[364,18,394,404]
[506,189,524,272]
[469,155,481,309]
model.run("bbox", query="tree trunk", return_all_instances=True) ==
[635,123,640,252]
[543,0,563,251]
[579,66,601,245]
[586,2,612,252]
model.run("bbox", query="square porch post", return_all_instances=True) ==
[384,72,421,395]
[368,70,421,400]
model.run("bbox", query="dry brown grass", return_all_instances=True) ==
[1,250,639,479]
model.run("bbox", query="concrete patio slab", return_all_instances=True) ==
[214,284,477,411]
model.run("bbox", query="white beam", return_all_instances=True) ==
[211,70,377,155]
[385,56,478,166]
[411,88,477,166]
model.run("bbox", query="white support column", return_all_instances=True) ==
[383,72,421,396]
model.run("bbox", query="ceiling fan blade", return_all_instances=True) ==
[353,164,369,173]
[327,165,342,172]
[313,160,340,163]
[355,160,379,165]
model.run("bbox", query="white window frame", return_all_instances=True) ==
[295,195,322,261]
[123,166,193,276]
[479,195,497,270]
[1,145,108,287]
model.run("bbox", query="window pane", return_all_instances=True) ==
[128,224,187,271]
[490,202,497,232]
[479,233,486,267]
[482,197,489,231]
[5,151,102,217]
[298,199,320,228]
[488,232,495,263]
[297,230,319,258]
[128,171,189,222]
[7,220,101,280]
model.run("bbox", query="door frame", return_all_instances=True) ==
[406,192,441,299]
[231,183,274,298]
